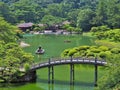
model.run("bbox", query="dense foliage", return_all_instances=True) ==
[91,26,120,42]
[0,0,120,31]
[0,17,33,82]
[96,55,120,90]
[61,45,120,60]
[0,17,17,43]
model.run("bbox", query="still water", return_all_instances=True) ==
[0,34,104,90]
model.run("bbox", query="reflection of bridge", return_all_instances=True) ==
[30,57,107,86]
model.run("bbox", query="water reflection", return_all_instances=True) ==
[38,78,94,90]
[48,83,75,90]
[38,78,94,86]
[70,85,74,90]
[48,84,54,90]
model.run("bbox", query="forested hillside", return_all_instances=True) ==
[0,0,120,31]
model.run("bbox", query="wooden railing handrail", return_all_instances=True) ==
[30,57,107,70]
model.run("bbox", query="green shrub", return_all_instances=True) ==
[90,27,98,32]
[61,49,70,57]
[99,52,107,59]
[99,51,112,59]
[99,25,110,31]
[90,48,101,53]
[111,48,120,54]
[90,46,98,49]
[26,29,30,33]
[78,46,90,51]
[74,52,80,57]
[68,49,77,56]
[24,63,30,71]
[90,25,110,32]
[86,51,95,57]
[78,50,86,57]
[96,32,105,40]
[99,46,109,51]
[73,47,79,51]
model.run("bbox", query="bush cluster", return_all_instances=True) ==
[61,45,120,60]
[91,26,120,42]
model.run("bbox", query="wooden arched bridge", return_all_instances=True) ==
[30,57,107,86]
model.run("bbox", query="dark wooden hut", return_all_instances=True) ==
[17,22,33,32]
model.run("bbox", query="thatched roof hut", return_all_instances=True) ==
[17,22,33,31]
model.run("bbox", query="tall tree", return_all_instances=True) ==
[11,0,42,23]
[92,0,107,26]
[0,2,16,23]
[0,17,33,82]
[41,15,64,26]
[0,17,17,43]
[106,0,120,28]
[45,3,72,18]
[67,9,79,25]
[77,8,95,31]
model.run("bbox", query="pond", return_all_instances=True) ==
[23,34,95,61]
[0,34,105,90]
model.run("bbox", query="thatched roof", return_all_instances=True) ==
[17,22,33,28]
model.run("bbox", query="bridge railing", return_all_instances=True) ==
[31,56,106,69]
[49,56,106,63]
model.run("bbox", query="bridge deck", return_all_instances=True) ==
[31,58,107,70]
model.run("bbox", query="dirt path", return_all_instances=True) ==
[20,41,30,47]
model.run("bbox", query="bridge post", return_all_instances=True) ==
[48,58,51,84]
[94,57,98,87]
[51,66,54,84]
[70,56,74,85]
[48,58,54,84]
[73,64,74,81]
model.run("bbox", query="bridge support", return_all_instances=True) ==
[70,64,74,85]
[70,56,75,85]
[48,59,54,84]
[30,56,106,86]
[94,57,98,86]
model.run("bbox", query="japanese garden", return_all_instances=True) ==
[0,0,120,90]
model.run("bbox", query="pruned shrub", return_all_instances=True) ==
[99,46,109,51]
[90,46,98,49]
[78,46,90,51]
[86,51,95,57]
[74,52,80,57]
[99,52,107,59]
[24,63,30,71]
[61,49,70,57]
[68,49,77,56]
[90,48,101,53]
[111,48,120,54]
